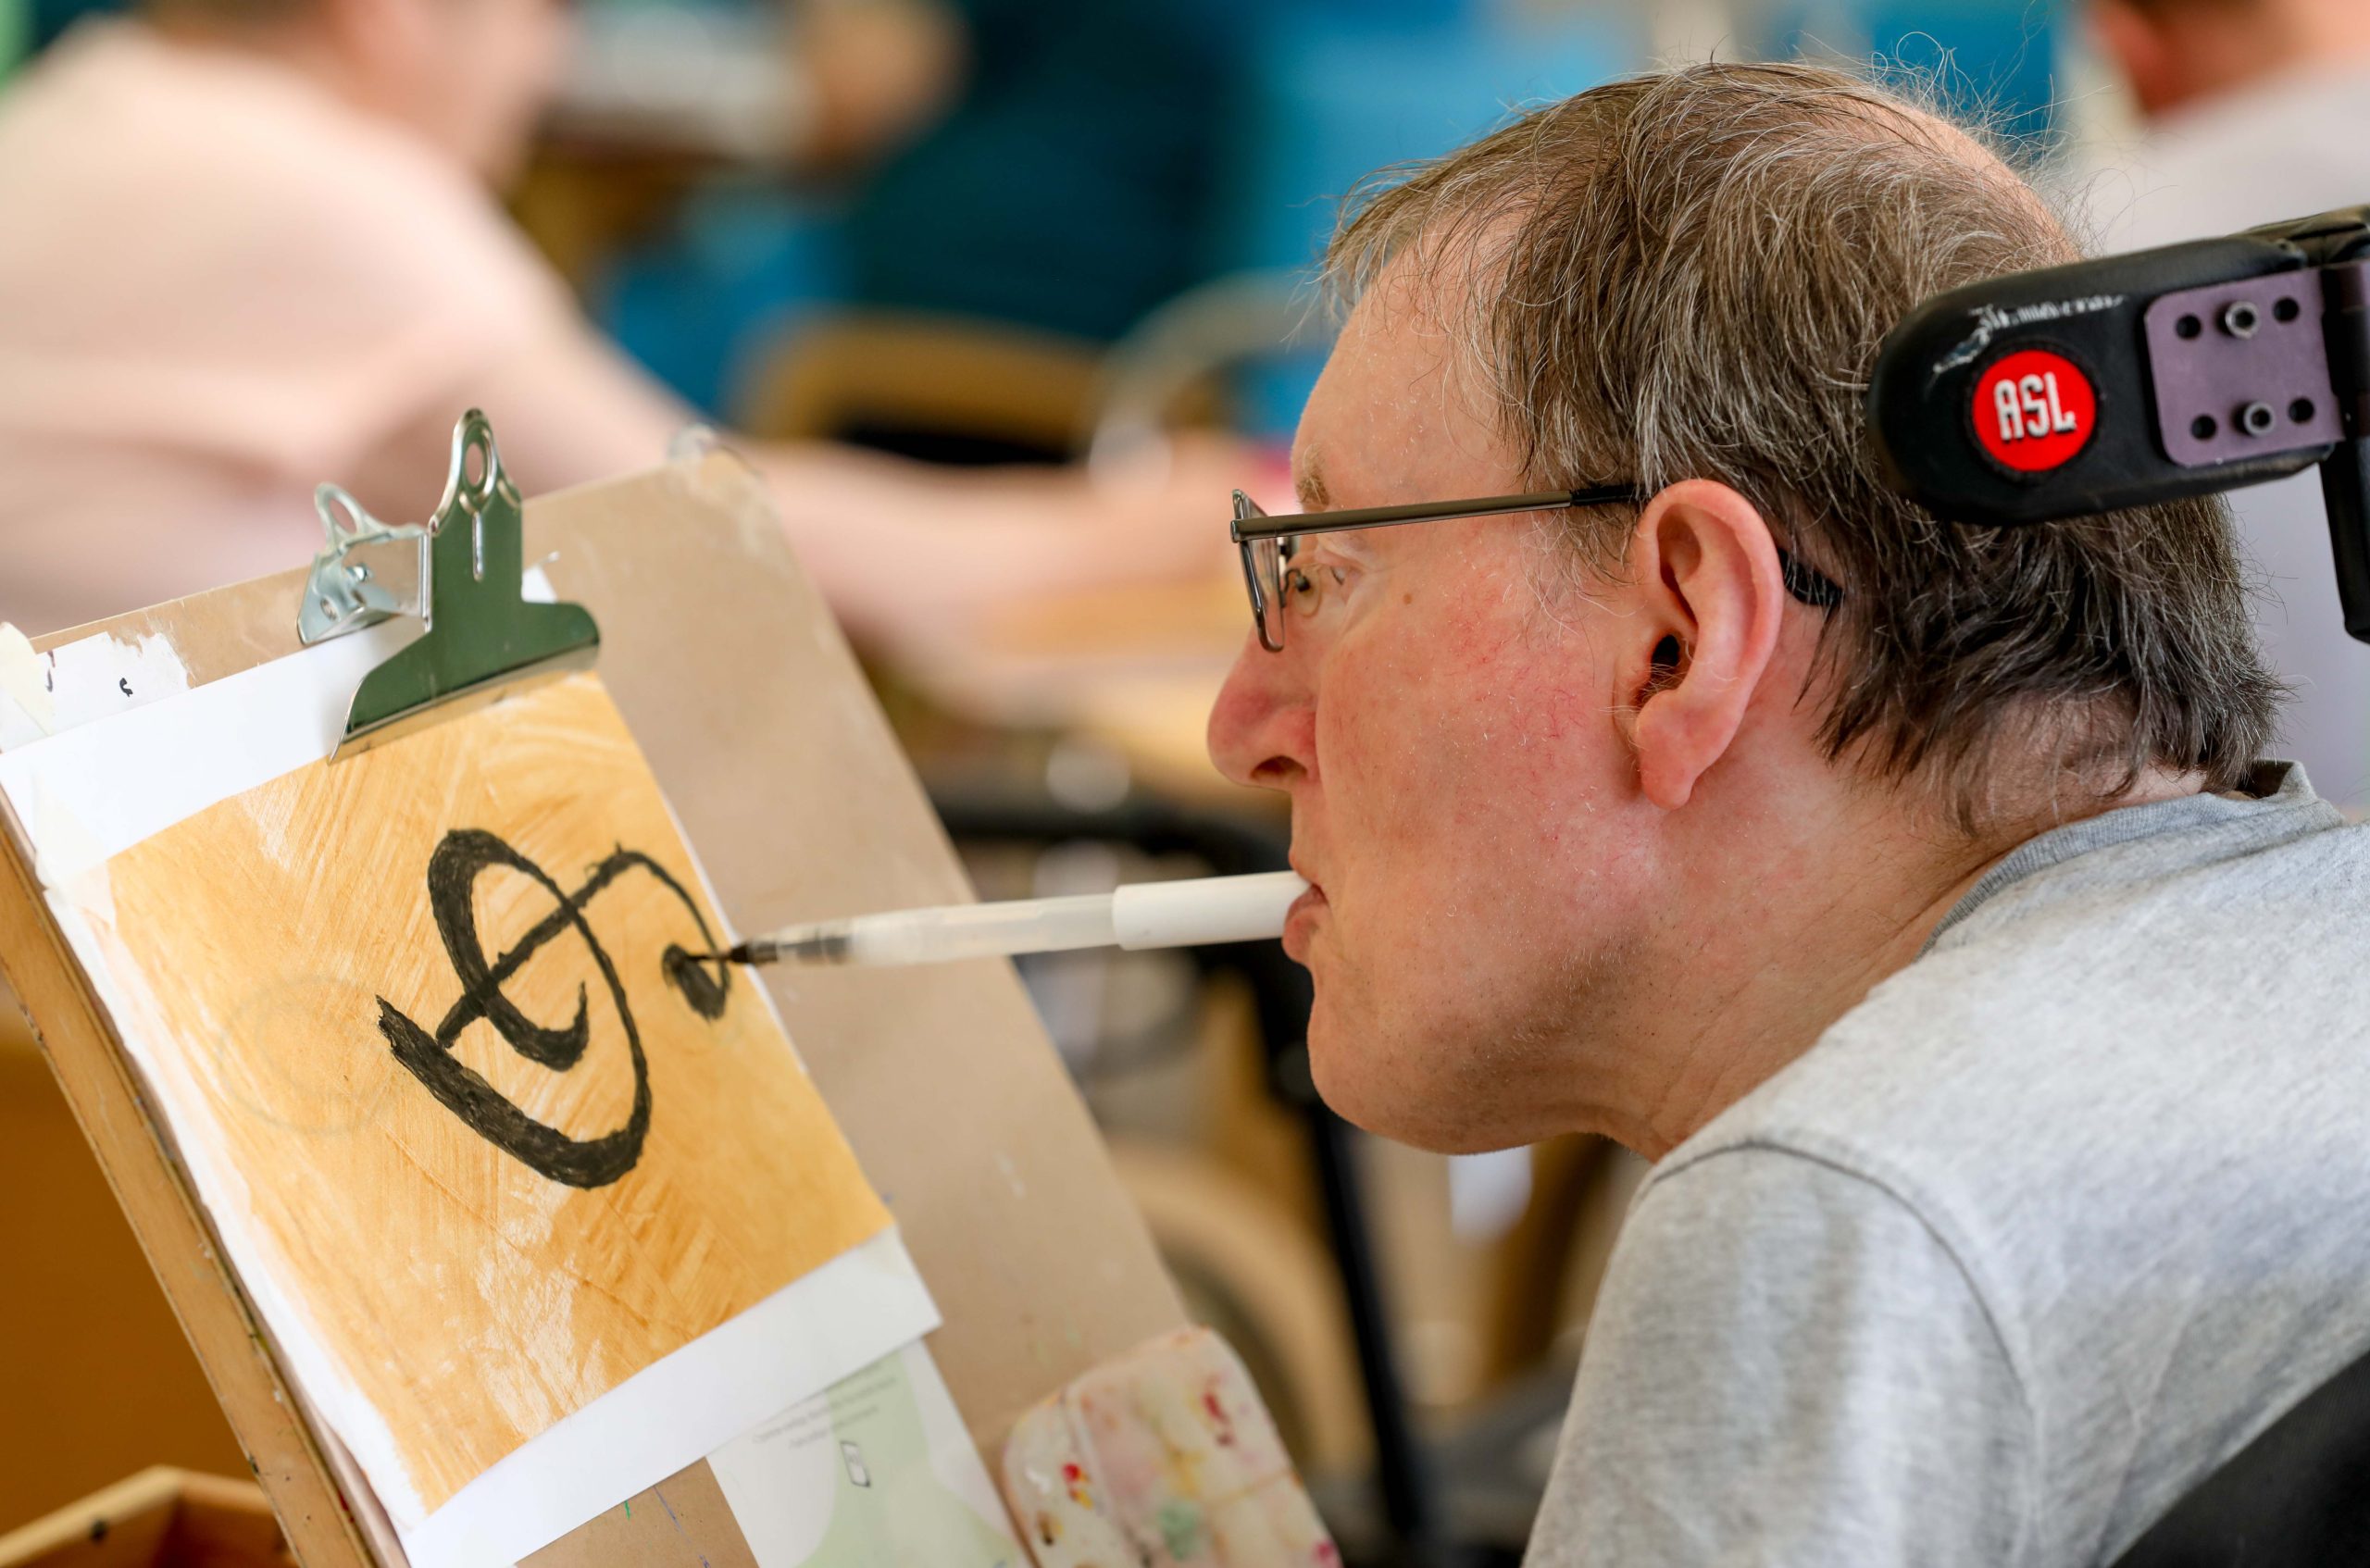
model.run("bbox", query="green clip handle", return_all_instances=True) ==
[334,411,600,758]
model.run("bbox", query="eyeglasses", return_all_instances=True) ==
[1230,486,1846,653]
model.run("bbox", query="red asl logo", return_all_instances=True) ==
[1973,349,2096,473]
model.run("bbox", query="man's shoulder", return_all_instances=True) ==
[1773,810,2358,1076]
[1661,807,2370,1559]
[1689,797,2370,1270]
[1684,797,2370,1361]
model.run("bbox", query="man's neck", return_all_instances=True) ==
[1606,769,2207,1162]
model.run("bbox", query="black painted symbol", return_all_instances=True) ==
[118,677,131,696]
[378,828,729,1188]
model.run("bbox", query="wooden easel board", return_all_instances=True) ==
[0,452,1186,1568]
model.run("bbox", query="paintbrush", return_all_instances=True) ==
[704,871,1309,967]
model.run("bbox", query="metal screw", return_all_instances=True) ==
[2223,301,2261,338]
[2239,401,2276,436]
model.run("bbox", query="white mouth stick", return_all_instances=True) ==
[719,871,1310,968]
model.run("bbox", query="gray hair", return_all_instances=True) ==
[1325,60,2281,831]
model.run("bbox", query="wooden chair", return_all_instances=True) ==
[0,1470,282,1568]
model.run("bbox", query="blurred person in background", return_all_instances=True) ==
[787,0,967,175]
[831,0,1232,366]
[2087,0,2370,807]
[0,0,1235,641]
[590,0,1259,450]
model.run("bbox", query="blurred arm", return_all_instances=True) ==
[340,314,1238,648]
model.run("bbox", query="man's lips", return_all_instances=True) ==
[1282,877,1327,959]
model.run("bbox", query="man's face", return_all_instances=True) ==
[1207,270,1656,1153]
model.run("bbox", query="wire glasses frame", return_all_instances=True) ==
[1229,487,1846,653]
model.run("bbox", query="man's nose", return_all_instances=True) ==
[1207,627,1316,790]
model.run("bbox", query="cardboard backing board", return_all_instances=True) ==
[0,450,1186,1567]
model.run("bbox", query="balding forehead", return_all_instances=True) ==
[1872,97,2063,234]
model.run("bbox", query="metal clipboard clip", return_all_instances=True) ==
[297,410,600,760]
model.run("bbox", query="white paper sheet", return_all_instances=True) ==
[412,1234,939,1568]
[710,1341,1023,1568]
[0,620,193,749]
[0,602,939,1568]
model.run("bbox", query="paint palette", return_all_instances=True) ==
[1002,1328,1338,1568]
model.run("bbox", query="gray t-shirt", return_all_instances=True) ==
[1528,763,2370,1566]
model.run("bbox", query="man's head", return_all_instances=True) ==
[2089,0,2370,120]
[145,0,568,181]
[1207,62,2279,1157]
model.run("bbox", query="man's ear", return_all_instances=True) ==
[1622,480,1789,810]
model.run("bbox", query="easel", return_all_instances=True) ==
[0,423,1186,1566]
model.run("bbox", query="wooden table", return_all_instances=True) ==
[883,570,1272,810]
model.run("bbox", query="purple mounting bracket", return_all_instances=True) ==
[2143,271,2343,467]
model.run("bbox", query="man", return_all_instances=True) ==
[0,0,1228,641]
[2084,0,2370,807]
[1209,62,2370,1563]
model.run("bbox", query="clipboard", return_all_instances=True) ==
[0,421,1187,1567]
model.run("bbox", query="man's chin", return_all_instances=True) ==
[1306,1008,1547,1153]
[1306,1018,1458,1151]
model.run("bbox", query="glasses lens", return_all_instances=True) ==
[1249,534,1287,649]
[1234,492,1288,651]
